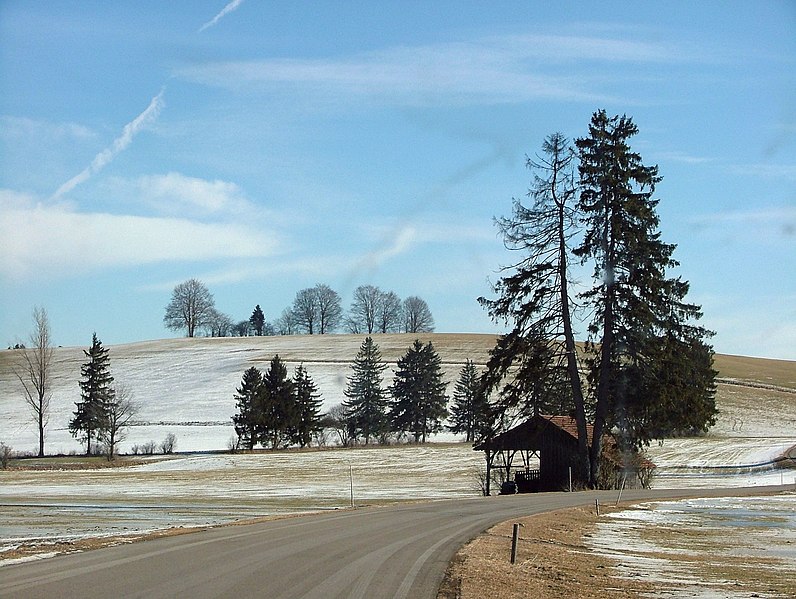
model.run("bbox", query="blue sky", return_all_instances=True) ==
[1,1,794,360]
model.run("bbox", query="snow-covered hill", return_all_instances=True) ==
[1,333,795,469]
[0,334,495,453]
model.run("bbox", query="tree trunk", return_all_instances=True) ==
[38,419,45,458]
[590,290,614,487]
[558,201,589,485]
[485,449,492,496]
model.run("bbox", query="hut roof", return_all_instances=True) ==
[473,414,590,451]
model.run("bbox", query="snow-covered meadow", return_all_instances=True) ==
[587,493,796,597]
[1,334,795,562]
[0,334,493,454]
[0,444,486,558]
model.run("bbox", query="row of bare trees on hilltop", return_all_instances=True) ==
[163,280,435,338]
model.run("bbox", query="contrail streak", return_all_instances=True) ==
[198,0,245,33]
[52,90,165,199]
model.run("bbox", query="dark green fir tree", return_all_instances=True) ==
[448,359,491,443]
[389,340,448,443]
[343,337,388,445]
[232,366,264,450]
[293,364,323,448]
[259,355,297,449]
[69,333,114,455]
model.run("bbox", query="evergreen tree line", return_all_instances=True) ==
[164,280,435,339]
[232,358,323,450]
[479,110,718,487]
[231,337,492,449]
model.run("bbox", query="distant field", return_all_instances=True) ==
[1,333,794,454]
[713,353,796,390]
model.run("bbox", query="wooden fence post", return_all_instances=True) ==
[510,523,520,564]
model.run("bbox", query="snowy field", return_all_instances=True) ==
[0,334,494,454]
[1,334,795,563]
[588,493,796,597]
[0,444,486,562]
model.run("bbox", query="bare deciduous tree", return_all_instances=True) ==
[377,291,402,333]
[274,308,298,335]
[13,306,53,457]
[292,284,342,335]
[347,285,380,334]
[324,403,355,447]
[402,296,435,333]
[205,309,234,337]
[292,287,319,334]
[315,284,342,334]
[98,382,137,461]
[163,279,215,337]
[348,285,403,334]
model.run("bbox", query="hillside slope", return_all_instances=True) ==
[1,333,794,456]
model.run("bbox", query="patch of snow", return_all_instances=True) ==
[1,552,60,566]
[587,493,796,597]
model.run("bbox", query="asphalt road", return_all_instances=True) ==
[2,486,788,599]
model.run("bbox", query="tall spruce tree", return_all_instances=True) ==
[258,355,297,449]
[70,333,114,455]
[293,364,323,448]
[574,110,716,484]
[232,366,264,450]
[448,360,491,443]
[480,133,588,478]
[343,337,388,444]
[389,340,448,443]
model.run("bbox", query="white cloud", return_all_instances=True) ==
[655,150,714,165]
[688,206,796,240]
[132,172,251,217]
[0,190,280,280]
[0,116,95,141]
[198,0,245,33]
[349,220,496,278]
[51,90,165,199]
[727,163,796,181]
[177,32,687,106]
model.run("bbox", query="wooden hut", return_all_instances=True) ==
[474,414,654,494]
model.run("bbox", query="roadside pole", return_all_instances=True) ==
[510,523,521,564]
[349,464,354,508]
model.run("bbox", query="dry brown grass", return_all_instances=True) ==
[437,505,654,599]
[439,498,796,599]
[713,353,796,389]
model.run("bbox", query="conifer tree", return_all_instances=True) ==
[482,112,717,489]
[293,364,323,448]
[448,360,491,442]
[249,305,265,336]
[480,132,588,476]
[70,333,114,455]
[389,340,448,443]
[575,110,716,483]
[259,355,297,449]
[232,366,264,450]
[343,337,388,444]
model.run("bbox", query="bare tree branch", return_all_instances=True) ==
[13,306,53,457]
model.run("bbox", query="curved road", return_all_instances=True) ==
[1,486,787,599]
